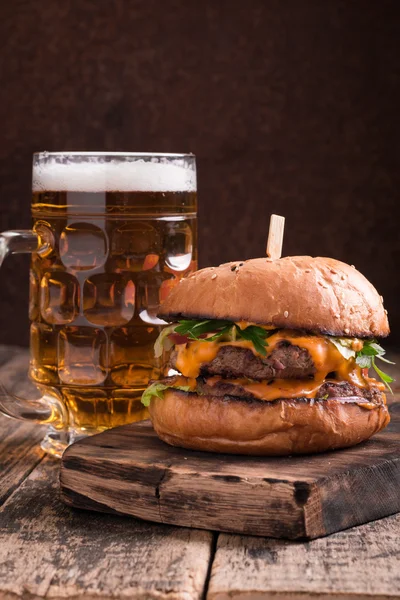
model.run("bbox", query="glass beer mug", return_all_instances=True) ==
[0,152,197,456]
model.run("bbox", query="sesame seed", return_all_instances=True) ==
[210,267,214,270]
[351,264,356,269]
[344,327,350,334]
[341,275,346,280]
[211,274,217,280]
[284,311,289,318]
[380,295,384,302]
[334,313,340,318]
[305,269,311,273]
[384,309,388,314]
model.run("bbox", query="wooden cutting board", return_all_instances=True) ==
[60,403,400,540]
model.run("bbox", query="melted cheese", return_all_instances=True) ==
[264,331,366,387]
[170,323,386,410]
[175,329,367,387]
[172,375,198,391]
[205,375,321,401]
[172,326,386,407]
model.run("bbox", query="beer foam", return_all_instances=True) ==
[32,159,196,193]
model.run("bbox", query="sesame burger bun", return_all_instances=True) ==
[149,389,390,456]
[158,256,389,338]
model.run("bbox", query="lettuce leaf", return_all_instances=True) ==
[154,324,177,358]
[329,337,356,360]
[141,382,191,407]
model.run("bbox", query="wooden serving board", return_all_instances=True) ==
[60,403,400,540]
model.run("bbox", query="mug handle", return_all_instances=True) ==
[0,230,66,426]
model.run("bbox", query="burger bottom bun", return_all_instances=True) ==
[149,390,390,456]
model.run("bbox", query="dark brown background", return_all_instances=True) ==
[0,0,399,346]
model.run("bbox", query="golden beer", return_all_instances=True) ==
[29,154,197,441]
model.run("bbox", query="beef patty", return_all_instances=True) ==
[170,342,315,380]
[156,375,384,405]
[196,378,384,404]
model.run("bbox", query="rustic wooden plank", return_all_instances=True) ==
[0,416,44,505]
[0,346,45,505]
[0,457,214,600]
[207,515,400,599]
[61,403,400,540]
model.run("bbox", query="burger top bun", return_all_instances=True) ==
[158,256,389,338]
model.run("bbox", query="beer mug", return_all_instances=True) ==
[0,152,197,456]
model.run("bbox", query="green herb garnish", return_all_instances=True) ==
[174,319,233,341]
[355,340,395,392]
[234,325,271,356]
[154,319,274,356]
[175,319,272,356]
[328,337,394,392]
[141,382,191,407]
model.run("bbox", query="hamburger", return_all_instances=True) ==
[142,256,393,455]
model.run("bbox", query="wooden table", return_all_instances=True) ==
[1,345,400,600]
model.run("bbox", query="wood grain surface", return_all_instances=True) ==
[1,346,400,598]
[0,457,214,600]
[61,403,400,540]
[0,417,44,505]
[208,516,400,599]
[0,347,45,505]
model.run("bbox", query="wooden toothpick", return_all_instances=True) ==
[266,214,285,259]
